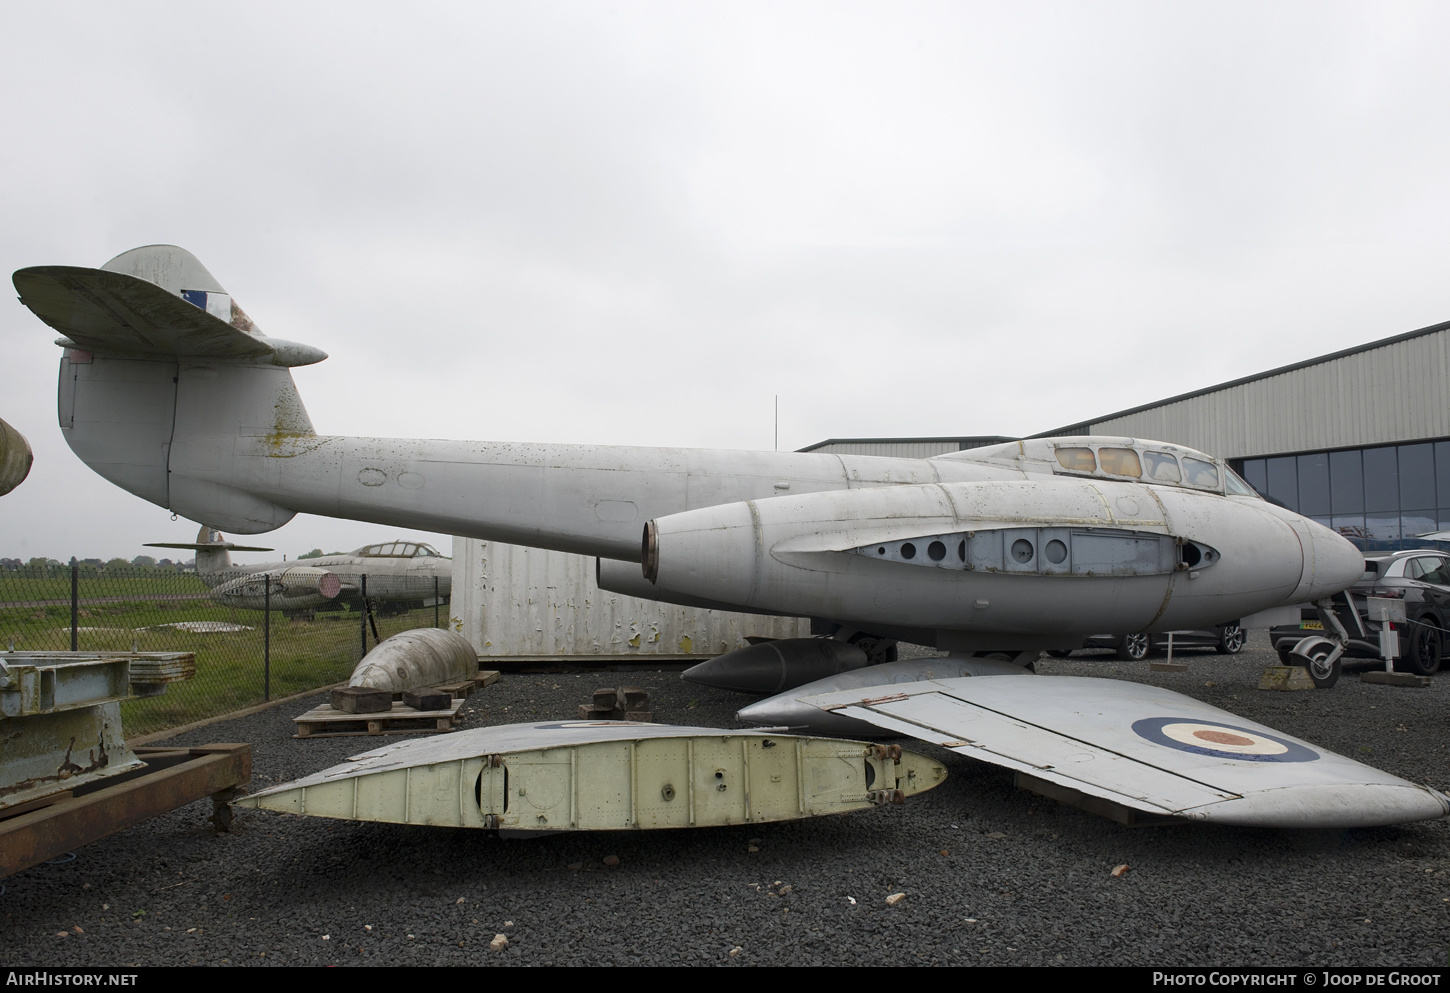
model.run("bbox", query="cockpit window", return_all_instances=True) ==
[1224,468,1257,497]
[1055,447,1097,472]
[1182,457,1220,490]
[1143,451,1181,483]
[1098,448,1142,478]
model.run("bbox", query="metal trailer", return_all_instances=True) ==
[0,651,250,878]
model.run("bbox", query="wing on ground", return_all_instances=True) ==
[802,675,1449,828]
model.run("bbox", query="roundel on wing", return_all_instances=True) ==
[1131,717,1319,762]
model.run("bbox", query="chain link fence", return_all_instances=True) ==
[0,561,450,737]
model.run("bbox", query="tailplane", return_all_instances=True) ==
[15,246,323,532]
[145,526,274,577]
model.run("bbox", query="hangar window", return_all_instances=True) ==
[1098,448,1142,478]
[1143,451,1180,483]
[1055,447,1096,472]
[1182,457,1220,490]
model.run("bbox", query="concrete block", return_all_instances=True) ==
[1258,666,1316,691]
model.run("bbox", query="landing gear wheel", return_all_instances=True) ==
[1303,646,1341,689]
[847,633,898,665]
[1117,633,1151,661]
[1276,648,1295,665]
[1215,623,1245,655]
[1396,625,1442,677]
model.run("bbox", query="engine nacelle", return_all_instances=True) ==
[642,478,1363,641]
[210,566,352,611]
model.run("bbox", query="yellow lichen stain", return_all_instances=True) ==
[628,634,641,649]
[260,385,321,455]
[678,635,693,654]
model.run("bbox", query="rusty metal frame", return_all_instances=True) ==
[0,743,251,878]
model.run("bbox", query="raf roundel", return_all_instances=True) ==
[1131,717,1319,762]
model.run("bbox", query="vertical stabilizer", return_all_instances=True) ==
[18,246,323,532]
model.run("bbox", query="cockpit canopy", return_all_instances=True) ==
[937,437,1258,497]
[352,541,447,558]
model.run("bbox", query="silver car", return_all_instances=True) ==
[1050,624,1246,661]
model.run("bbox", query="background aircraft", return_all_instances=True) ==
[146,526,451,614]
[15,244,1442,829]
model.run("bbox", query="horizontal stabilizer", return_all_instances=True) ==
[14,260,325,367]
[144,541,274,552]
[803,675,1450,828]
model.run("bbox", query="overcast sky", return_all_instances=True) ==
[4,1,1450,564]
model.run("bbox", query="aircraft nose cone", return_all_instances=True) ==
[1303,522,1365,601]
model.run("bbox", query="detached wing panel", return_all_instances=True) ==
[805,675,1450,828]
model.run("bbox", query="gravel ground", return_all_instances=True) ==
[3,633,1448,967]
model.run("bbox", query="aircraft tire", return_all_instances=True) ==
[1304,646,1341,689]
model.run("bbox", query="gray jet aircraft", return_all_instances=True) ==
[146,526,451,613]
[14,244,1445,829]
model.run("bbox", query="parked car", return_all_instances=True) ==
[1270,550,1449,682]
[1049,624,1246,661]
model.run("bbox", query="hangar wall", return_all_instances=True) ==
[451,538,808,659]
[799,436,1014,458]
[1038,319,1450,551]
[1034,321,1450,460]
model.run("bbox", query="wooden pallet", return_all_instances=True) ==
[423,669,500,701]
[294,699,465,738]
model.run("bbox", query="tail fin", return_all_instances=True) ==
[15,246,324,532]
[145,526,274,576]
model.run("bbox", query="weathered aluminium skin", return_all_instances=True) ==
[16,245,1436,831]
[236,721,946,832]
[13,246,1363,654]
[347,628,478,694]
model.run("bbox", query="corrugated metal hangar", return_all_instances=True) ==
[455,317,1450,656]
[1033,318,1450,553]
[806,318,1450,554]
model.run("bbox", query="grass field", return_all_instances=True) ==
[0,573,447,736]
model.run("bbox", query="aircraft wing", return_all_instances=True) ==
[802,675,1450,828]
[13,266,325,366]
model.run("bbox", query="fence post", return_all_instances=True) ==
[360,574,368,658]
[434,576,440,629]
[70,558,78,651]
[264,574,271,701]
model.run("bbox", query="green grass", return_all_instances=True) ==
[0,577,446,736]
